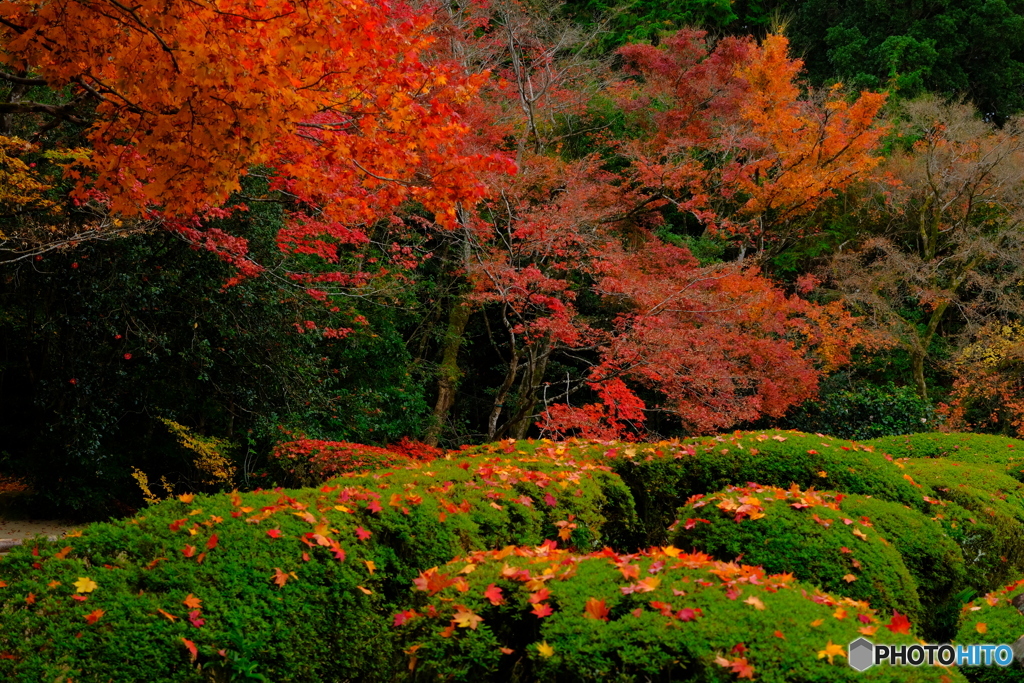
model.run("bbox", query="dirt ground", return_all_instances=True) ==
[0,518,78,545]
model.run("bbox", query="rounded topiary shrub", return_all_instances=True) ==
[394,543,961,682]
[269,439,416,486]
[898,458,1024,592]
[671,484,922,621]
[498,431,929,548]
[953,577,1024,682]
[0,454,635,681]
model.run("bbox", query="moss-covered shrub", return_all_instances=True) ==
[866,433,1024,483]
[0,455,635,681]
[395,543,961,682]
[953,578,1024,682]
[898,458,1024,592]
[492,431,927,548]
[670,484,923,621]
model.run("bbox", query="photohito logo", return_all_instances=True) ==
[848,638,1015,671]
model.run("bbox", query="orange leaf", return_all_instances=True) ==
[157,609,178,621]
[584,597,610,621]
[182,594,201,610]
[84,609,105,625]
[183,638,197,661]
[976,622,988,634]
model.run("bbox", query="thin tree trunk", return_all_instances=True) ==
[424,300,471,447]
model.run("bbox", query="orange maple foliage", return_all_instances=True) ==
[0,0,508,224]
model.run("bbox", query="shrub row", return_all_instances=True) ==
[0,430,1021,680]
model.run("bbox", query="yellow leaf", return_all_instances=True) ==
[536,641,555,658]
[859,625,878,636]
[74,577,97,593]
[833,608,847,620]
[365,560,376,575]
[817,640,846,664]
[842,574,857,583]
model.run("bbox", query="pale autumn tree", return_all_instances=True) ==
[829,97,1024,401]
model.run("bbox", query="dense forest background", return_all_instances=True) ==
[3,0,1024,517]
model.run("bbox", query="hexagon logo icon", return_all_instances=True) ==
[848,638,875,671]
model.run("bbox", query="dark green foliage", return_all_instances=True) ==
[782,382,934,441]
[672,486,923,621]
[0,189,430,517]
[397,543,960,682]
[0,454,634,681]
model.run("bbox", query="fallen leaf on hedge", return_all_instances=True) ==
[266,529,282,539]
[47,581,60,589]
[183,638,197,661]
[833,608,847,620]
[355,526,371,540]
[205,534,218,550]
[272,568,293,587]
[773,435,786,441]
[817,640,846,664]
[531,602,553,618]
[179,493,195,504]
[859,625,878,636]
[884,611,912,634]
[0,581,6,588]
[453,607,483,629]
[852,529,868,541]
[71,595,87,602]
[773,630,785,639]
[157,609,178,621]
[544,492,557,507]
[842,574,857,583]
[500,647,514,655]
[716,656,755,679]
[744,596,765,610]
[54,546,72,560]
[188,610,205,628]
[334,505,351,513]
[584,597,610,621]
[976,622,988,634]
[364,560,375,574]
[84,609,104,625]
[74,577,97,593]
[182,545,196,558]
[182,594,202,609]
[809,619,824,627]
[817,471,828,477]
[536,642,555,658]
[24,592,34,605]
[483,584,504,606]
[528,588,551,604]
[356,585,372,595]
[367,500,383,514]
[662,546,681,557]
[393,609,418,626]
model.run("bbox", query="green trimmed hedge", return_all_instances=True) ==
[953,578,1024,682]
[866,433,1024,483]
[0,455,635,681]
[1,430,1022,679]
[671,484,924,622]
[395,543,962,682]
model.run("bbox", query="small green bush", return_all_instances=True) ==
[395,543,961,682]
[0,454,636,681]
[783,382,935,441]
[671,484,923,621]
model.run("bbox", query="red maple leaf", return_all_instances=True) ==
[483,583,505,606]
[205,534,218,550]
[531,602,553,618]
[884,611,912,635]
[188,610,205,628]
[84,609,105,625]
[354,526,371,540]
[266,529,282,539]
